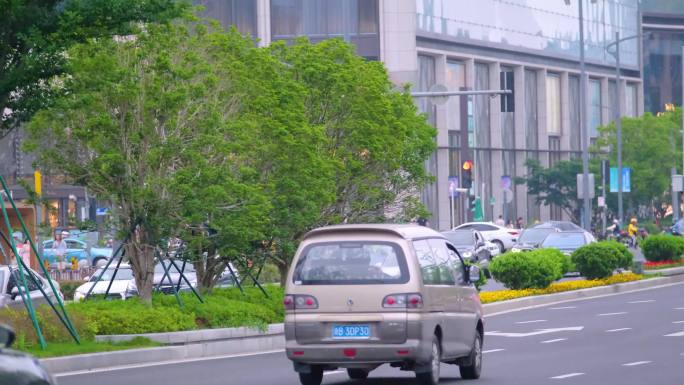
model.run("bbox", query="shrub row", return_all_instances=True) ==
[641,235,684,262]
[0,285,285,348]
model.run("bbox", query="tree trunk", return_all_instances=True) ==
[278,262,289,288]
[126,225,157,305]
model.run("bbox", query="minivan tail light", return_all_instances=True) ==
[288,294,318,309]
[382,293,422,309]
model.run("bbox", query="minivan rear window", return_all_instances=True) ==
[293,242,409,285]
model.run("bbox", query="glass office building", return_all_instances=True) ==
[194,0,642,230]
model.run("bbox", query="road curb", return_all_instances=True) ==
[483,274,684,316]
[42,274,684,374]
[644,265,684,276]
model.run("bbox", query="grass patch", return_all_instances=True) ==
[21,337,161,358]
[479,272,643,304]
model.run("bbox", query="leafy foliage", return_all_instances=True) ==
[602,240,634,269]
[0,0,189,135]
[571,243,620,279]
[640,235,684,262]
[489,251,563,290]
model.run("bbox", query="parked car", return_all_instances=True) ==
[453,222,517,252]
[285,224,483,385]
[441,229,492,268]
[540,231,596,255]
[0,324,56,384]
[73,264,137,301]
[154,262,197,294]
[510,227,561,252]
[0,265,63,308]
[484,240,501,258]
[531,221,583,232]
[42,239,112,268]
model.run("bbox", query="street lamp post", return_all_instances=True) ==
[606,31,652,225]
[578,0,592,231]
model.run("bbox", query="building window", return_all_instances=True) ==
[474,63,491,147]
[500,69,514,112]
[589,79,601,138]
[524,69,538,150]
[569,75,581,152]
[549,137,561,165]
[271,0,380,58]
[446,61,466,132]
[546,74,561,136]
[195,0,257,36]
[418,55,436,125]
[626,83,638,117]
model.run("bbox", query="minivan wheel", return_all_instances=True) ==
[460,330,483,380]
[298,366,323,385]
[416,335,441,385]
[347,368,369,380]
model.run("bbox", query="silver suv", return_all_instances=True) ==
[285,224,484,385]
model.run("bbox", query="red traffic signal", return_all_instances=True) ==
[462,160,473,171]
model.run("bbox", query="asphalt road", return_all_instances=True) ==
[56,281,684,385]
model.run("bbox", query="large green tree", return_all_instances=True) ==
[25,20,271,302]
[1,0,188,136]
[266,39,436,283]
[596,109,682,220]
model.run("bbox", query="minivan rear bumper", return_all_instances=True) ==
[285,337,431,367]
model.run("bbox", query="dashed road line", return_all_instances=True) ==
[665,331,684,337]
[673,321,684,324]
[598,312,628,316]
[483,349,505,354]
[549,306,577,310]
[622,361,651,367]
[541,338,567,344]
[674,307,684,310]
[628,300,655,304]
[516,319,547,324]
[550,373,585,379]
[606,328,632,332]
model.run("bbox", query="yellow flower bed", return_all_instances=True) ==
[479,272,643,304]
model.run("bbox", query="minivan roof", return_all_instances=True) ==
[303,224,444,241]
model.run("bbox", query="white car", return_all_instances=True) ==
[73,264,137,301]
[484,240,501,258]
[453,222,518,253]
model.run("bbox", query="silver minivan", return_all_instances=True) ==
[285,224,484,385]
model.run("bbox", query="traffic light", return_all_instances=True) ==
[462,160,473,189]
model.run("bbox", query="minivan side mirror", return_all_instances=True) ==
[0,324,15,347]
[468,265,481,284]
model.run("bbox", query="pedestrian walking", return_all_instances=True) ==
[516,217,524,229]
[52,231,68,270]
[495,215,505,226]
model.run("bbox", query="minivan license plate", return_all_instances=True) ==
[332,325,370,339]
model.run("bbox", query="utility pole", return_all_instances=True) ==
[578,0,592,231]
[615,32,624,226]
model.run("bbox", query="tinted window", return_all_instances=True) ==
[518,228,554,244]
[43,241,54,248]
[90,268,134,282]
[446,246,465,284]
[66,240,84,249]
[474,224,496,231]
[541,233,586,249]
[428,239,456,285]
[442,231,475,246]
[293,242,408,285]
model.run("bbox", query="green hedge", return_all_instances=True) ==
[571,243,621,279]
[602,240,634,270]
[641,235,684,262]
[489,250,563,290]
[0,285,286,348]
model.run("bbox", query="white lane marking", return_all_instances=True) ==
[485,281,684,318]
[628,300,655,304]
[598,312,628,316]
[606,328,632,332]
[541,338,567,344]
[487,326,583,338]
[516,319,547,324]
[549,306,577,310]
[675,307,684,310]
[323,370,345,377]
[483,349,505,354]
[53,349,285,377]
[550,373,585,379]
[665,331,684,337]
[673,321,684,324]
[622,361,651,366]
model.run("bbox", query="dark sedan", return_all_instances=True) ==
[510,227,560,252]
[0,324,55,384]
[441,229,491,267]
[540,231,596,255]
